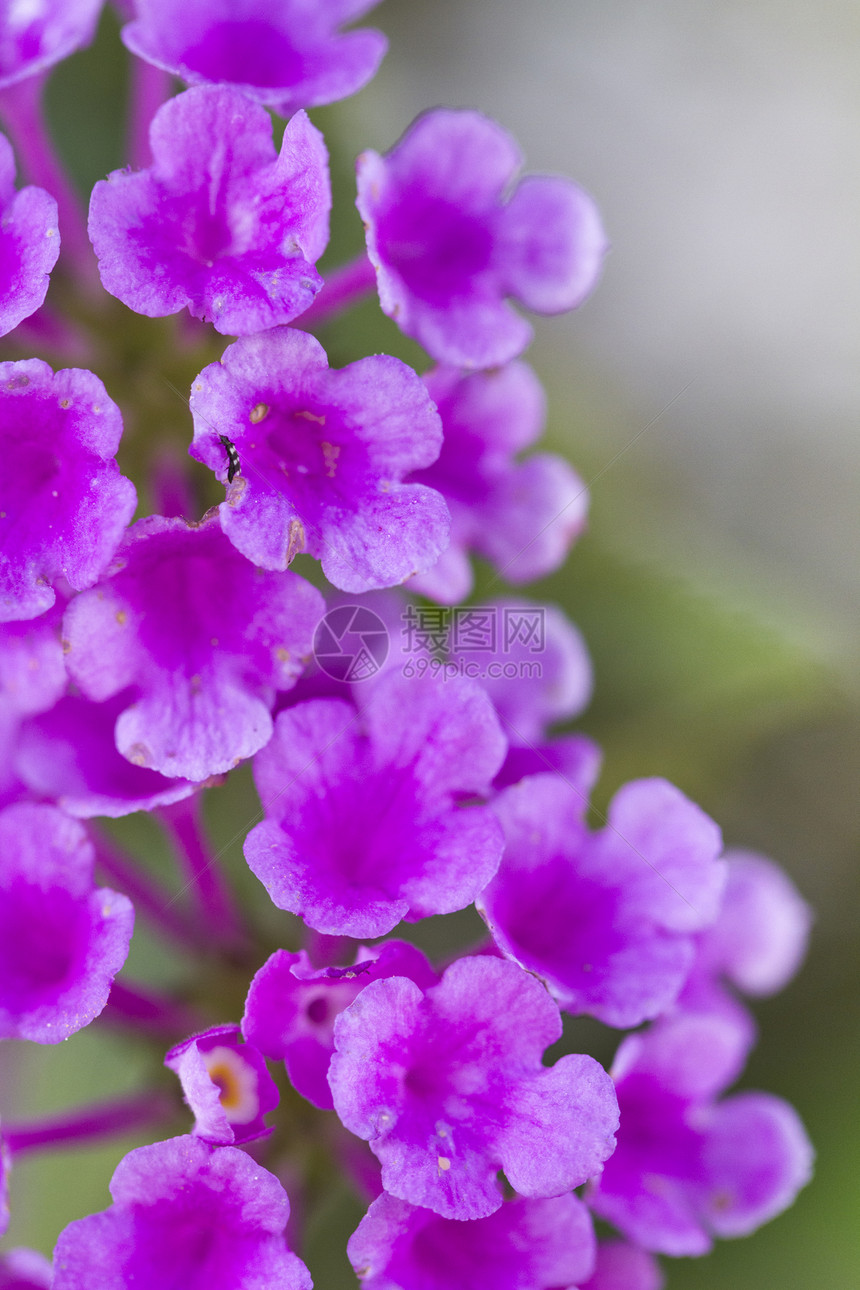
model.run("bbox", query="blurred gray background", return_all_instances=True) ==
[347,0,860,677]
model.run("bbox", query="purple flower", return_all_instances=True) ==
[165,1024,279,1145]
[0,132,59,336]
[448,598,592,746]
[244,672,506,938]
[678,849,812,1032]
[121,0,387,115]
[580,1243,663,1290]
[242,940,437,1110]
[588,1013,814,1256]
[329,955,619,1221]
[190,328,449,592]
[493,732,602,795]
[0,1248,53,1289]
[63,513,325,781]
[356,109,607,369]
[0,360,136,623]
[0,603,66,718]
[347,1191,597,1290]
[52,1135,312,1290]
[89,88,330,335]
[409,364,587,602]
[0,802,134,1043]
[0,1,102,89]
[15,692,199,818]
[478,776,725,1029]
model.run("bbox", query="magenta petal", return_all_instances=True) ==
[409,364,587,599]
[481,775,724,1028]
[0,1,102,89]
[0,605,66,718]
[693,850,812,997]
[165,1024,279,1145]
[190,329,448,592]
[242,941,437,1110]
[244,674,505,937]
[348,1191,596,1290]
[588,1013,810,1256]
[16,692,199,818]
[0,360,136,622]
[0,133,60,336]
[581,1242,664,1290]
[0,803,134,1043]
[89,88,330,334]
[64,514,324,781]
[52,1136,312,1290]
[498,175,608,314]
[121,0,387,114]
[329,957,618,1221]
[358,109,606,368]
[701,1093,814,1238]
[0,1247,53,1287]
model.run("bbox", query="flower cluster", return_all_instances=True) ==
[0,4,812,1287]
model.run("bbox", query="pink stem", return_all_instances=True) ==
[104,980,198,1038]
[297,254,376,328]
[158,797,246,948]
[93,827,202,951]
[127,58,172,170]
[0,75,98,290]
[4,1091,174,1157]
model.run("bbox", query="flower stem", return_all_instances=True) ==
[158,797,247,950]
[127,59,172,170]
[104,979,198,1039]
[92,827,202,952]
[297,254,377,328]
[4,1092,174,1157]
[0,75,99,292]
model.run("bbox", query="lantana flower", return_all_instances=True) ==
[243,672,506,937]
[189,327,449,592]
[348,1191,597,1290]
[0,359,136,623]
[0,803,134,1043]
[329,955,619,1220]
[242,940,437,1110]
[357,108,607,369]
[676,848,812,1038]
[0,0,102,89]
[587,1013,814,1255]
[52,1135,312,1290]
[121,0,388,115]
[15,692,199,818]
[0,131,59,336]
[479,775,725,1028]
[408,363,588,602]
[165,1024,279,1145]
[63,513,324,781]
[89,87,331,335]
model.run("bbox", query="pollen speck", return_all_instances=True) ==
[250,402,269,423]
[437,1156,451,1171]
[116,610,127,625]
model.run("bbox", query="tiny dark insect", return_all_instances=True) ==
[219,434,240,483]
